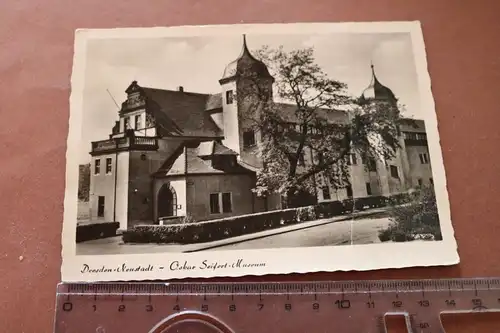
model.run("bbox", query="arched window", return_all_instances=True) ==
[157,184,177,218]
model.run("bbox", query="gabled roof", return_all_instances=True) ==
[186,148,225,174]
[205,93,222,111]
[141,87,223,138]
[153,140,253,177]
[197,141,238,157]
[213,141,238,155]
[154,144,186,176]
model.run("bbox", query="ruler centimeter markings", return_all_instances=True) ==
[54,278,500,333]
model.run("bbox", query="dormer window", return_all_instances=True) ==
[226,90,234,104]
[243,130,255,147]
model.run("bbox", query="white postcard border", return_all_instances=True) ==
[62,21,459,282]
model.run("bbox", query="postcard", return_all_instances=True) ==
[61,21,459,282]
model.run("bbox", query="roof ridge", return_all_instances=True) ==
[141,86,212,97]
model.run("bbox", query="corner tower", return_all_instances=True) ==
[358,64,409,195]
[218,35,274,167]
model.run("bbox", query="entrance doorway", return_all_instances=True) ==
[157,184,177,219]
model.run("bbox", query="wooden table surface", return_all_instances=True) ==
[1,0,500,332]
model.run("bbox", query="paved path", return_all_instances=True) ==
[209,216,392,251]
[75,208,392,255]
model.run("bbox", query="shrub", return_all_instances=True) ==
[122,224,189,243]
[159,215,197,225]
[353,196,387,210]
[76,222,119,243]
[181,214,196,224]
[378,186,441,242]
[295,206,317,222]
[315,200,345,218]
[378,227,393,242]
[122,206,320,244]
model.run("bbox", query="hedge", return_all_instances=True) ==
[76,222,120,243]
[122,206,317,244]
[315,195,387,218]
[122,194,399,245]
[158,215,194,225]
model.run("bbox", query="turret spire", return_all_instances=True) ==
[359,62,397,104]
[240,34,253,58]
[370,62,379,85]
[220,33,274,83]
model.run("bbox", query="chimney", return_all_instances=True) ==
[177,86,184,92]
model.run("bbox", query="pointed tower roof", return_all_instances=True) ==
[125,80,143,94]
[359,64,397,104]
[220,34,274,84]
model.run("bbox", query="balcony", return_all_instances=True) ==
[91,136,158,155]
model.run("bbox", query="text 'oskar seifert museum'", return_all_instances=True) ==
[87,36,433,229]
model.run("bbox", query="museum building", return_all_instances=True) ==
[86,36,433,229]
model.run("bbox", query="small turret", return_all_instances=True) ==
[359,64,397,105]
[219,35,274,84]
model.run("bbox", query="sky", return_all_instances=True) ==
[79,31,421,164]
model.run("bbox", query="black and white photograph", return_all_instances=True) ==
[62,22,458,281]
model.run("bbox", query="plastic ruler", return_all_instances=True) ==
[54,278,500,332]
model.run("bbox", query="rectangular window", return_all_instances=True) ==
[349,153,357,165]
[94,159,101,175]
[298,151,306,166]
[222,193,232,213]
[210,193,232,214]
[346,185,353,198]
[209,193,220,214]
[135,114,141,129]
[243,130,256,147]
[360,155,365,165]
[366,182,372,195]
[226,90,233,104]
[124,117,130,130]
[390,165,399,178]
[322,186,331,200]
[106,158,112,174]
[418,178,423,187]
[317,152,325,165]
[419,152,429,164]
[367,158,377,172]
[97,196,105,217]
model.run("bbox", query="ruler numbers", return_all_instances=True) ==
[55,278,500,333]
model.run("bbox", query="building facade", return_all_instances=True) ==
[86,36,433,229]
